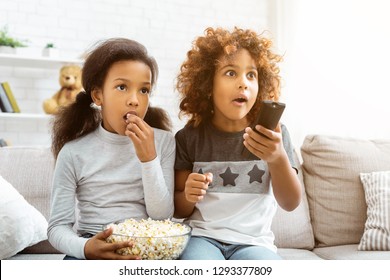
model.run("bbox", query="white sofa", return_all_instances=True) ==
[1,134,389,260]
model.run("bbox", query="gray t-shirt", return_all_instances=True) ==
[48,124,175,259]
[175,122,296,251]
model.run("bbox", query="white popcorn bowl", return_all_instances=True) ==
[103,219,192,260]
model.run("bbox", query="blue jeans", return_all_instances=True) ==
[63,255,81,260]
[180,236,282,260]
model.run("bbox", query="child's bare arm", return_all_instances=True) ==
[267,153,301,211]
[244,124,301,211]
[174,170,212,218]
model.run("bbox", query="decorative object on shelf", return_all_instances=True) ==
[1,82,20,113]
[42,43,59,58]
[0,82,14,112]
[43,65,83,114]
[0,25,28,54]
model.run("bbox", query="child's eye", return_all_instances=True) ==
[247,71,257,79]
[116,84,127,91]
[140,88,150,95]
[225,70,236,77]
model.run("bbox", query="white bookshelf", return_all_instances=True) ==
[0,53,81,145]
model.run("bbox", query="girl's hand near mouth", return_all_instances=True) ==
[125,113,157,162]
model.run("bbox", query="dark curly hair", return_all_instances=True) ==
[51,38,171,159]
[176,27,282,127]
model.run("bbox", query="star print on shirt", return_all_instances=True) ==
[247,164,265,184]
[219,167,239,186]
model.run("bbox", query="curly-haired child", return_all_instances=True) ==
[174,27,301,260]
[47,38,175,260]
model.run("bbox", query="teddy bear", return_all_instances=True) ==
[43,65,83,114]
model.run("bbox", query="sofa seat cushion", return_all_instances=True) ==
[277,248,323,260]
[301,135,390,247]
[313,244,390,260]
[6,254,66,260]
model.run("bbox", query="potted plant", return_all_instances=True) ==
[0,25,28,54]
[42,43,59,58]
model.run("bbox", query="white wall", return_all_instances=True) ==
[275,0,390,148]
[4,0,388,150]
[0,0,270,146]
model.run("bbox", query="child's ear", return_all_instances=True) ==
[91,88,103,106]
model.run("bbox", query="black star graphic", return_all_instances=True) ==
[219,167,239,186]
[247,164,265,184]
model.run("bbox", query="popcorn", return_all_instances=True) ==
[105,218,191,260]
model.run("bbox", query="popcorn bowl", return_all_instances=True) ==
[103,218,192,260]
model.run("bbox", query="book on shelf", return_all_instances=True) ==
[1,82,20,113]
[0,82,14,113]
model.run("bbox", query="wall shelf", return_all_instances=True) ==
[0,53,83,69]
[0,113,52,120]
[0,54,80,145]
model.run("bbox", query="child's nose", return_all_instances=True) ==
[237,74,249,90]
[237,79,248,90]
[127,92,139,106]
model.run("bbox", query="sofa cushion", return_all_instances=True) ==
[301,135,390,247]
[277,248,323,260]
[0,146,58,255]
[0,146,55,220]
[313,244,390,260]
[0,175,48,259]
[272,150,314,249]
[358,170,390,250]
[6,253,65,260]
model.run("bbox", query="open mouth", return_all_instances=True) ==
[233,97,248,104]
[123,111,138,120]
